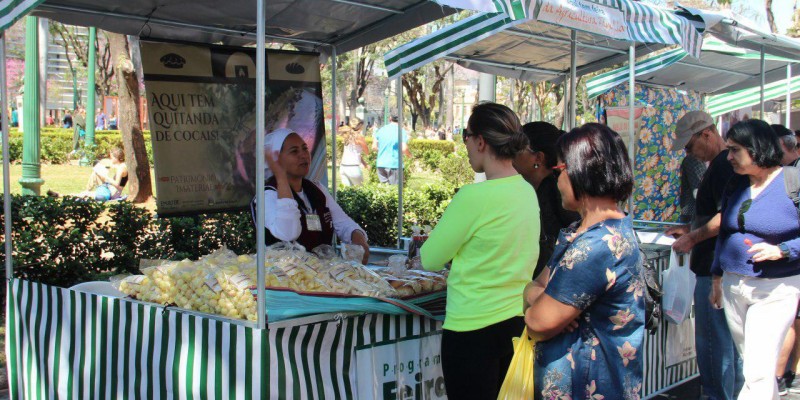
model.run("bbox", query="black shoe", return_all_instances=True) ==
[779,376,788,396]
[788,371,800,393]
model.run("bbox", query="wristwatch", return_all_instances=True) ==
[778,242,791,259]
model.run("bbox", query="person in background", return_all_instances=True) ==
[96,111,107,130]
[513,121,580,279]
[771,123,800,395]
[108,114,118,130]
[63,109,73,129]
[71,107,86,152]
[10,107,18,127]
[678,154,707,224]
[712,119,800,399]
[85,147,128,201]
[338,118,369,187]
[421,103,538,399]
[372,116,410,184]
[775,124,800,167]
[46,113,54,127]
[667,110,744,400]
[254,128,369,264]
[525,123,643,400]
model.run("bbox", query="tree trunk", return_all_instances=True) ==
[445,64,454,130]
[107,32,152,203]
[766,0,777,33]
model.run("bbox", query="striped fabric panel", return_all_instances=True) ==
[492,0,535,20]
[640,249,698,397]
[6,279,444,399]
[0,0,42,33]
[586,47,688,98]
[618,0,702,58]
[707,75,800,117]
[384,12,524,79]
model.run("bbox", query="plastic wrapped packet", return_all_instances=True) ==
[270,251,331,293]
[341,243,365,264]
[328,261,398,297]
[111,274,138,298]
[113,274,169,304]
[141,261,179,303]
[215,265,257,321]
[168,259,201,309]
[199,246,239,267]
[375,268,447,298]
[388,254,408,276]
[312,245,337,260]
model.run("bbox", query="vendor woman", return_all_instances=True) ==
[252,128,370,263]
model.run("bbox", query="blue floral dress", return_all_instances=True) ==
[534,216,645,400]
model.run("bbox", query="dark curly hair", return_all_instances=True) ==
[727,119,782,168]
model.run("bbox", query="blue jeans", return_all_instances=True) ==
[694,276,744,400]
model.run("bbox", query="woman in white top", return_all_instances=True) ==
[252,128,370,263]
[339,119,369,186]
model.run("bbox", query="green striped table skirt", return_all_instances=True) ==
[6,279,444,399]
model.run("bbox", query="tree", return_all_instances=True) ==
[49,23,116,99]
[402,62,453,130]
[107,33,152,203]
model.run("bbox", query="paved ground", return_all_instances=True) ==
[659,376,800,399]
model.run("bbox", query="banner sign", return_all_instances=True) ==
[536,0,628,40]
[355,333,446,400]
[606,106,644,152]
[141,41,325,216]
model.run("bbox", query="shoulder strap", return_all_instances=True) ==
[783,166,800,218]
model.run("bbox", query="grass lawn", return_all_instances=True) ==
[0,163,156,196]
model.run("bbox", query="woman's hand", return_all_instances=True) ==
[709,276,723,310]
[747,242,784,262]
[265,149,287,181]
[351,230,370,265]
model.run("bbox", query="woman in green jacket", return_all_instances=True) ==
[420,102,540,399]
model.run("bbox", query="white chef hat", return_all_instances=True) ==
[264,128,297,179]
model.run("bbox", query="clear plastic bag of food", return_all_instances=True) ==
[168,259,202,309]
[341,243,365,264]
[215,265,258,321]
[312,244,338,260]
[141,261,179,303]
[388,254,408,276]
[112,274,170,304]
[325,260,398,298]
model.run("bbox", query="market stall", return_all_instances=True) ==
[0,1,467,399]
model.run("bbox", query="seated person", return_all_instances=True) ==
[86,147,128,201]
[251,128,370,264]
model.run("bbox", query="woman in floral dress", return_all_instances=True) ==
[524,123,645,400]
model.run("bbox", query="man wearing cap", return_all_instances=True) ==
[666,110,744,400]
[372,116,410,184]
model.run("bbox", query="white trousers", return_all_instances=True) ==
[722,272,800,400]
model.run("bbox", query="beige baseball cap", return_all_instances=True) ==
[672,111,714,151]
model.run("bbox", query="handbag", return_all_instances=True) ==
[498,329,535,400]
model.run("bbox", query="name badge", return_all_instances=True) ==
[306,214,322,231]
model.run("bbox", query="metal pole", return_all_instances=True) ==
[20,16,43,196]
[628,43,636,217]
[760,46,765,118]
[787,63,792,126]
[85,27,97,151]
[255,0,266,330]
[562,80,568,130]
[2,33,13,280]
[331,47,338,201]
[396,76,404,249]
[569,30,577,130]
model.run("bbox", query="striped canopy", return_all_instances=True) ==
[385,0,704,80]
[586,39,800,98]
[706,75,800,117]
[0,0,43,32]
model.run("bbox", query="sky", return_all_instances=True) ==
[729,0,797,33]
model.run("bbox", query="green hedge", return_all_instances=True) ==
[326,136,455,165]
[2,128,153,164]
[0,182,454,286]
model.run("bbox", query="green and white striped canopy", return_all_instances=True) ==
[586,39,800,98]
[707,75,800,117]
[385,0,704,80]
[0,0,43,32]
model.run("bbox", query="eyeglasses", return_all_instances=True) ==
[737,198,752,233]
[462,128,472,142]
[552,163,567,172]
